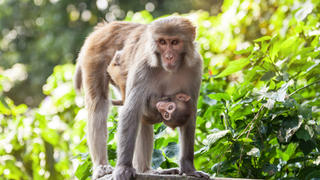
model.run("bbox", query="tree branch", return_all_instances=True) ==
[289,79,320,97]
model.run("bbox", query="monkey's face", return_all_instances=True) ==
[156,37,184,72]
[156,101,176,120]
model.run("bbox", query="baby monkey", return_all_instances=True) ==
[152,93,192,129]
[107,50,127,106]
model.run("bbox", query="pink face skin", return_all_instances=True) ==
[157,36,184,72]
[156,101,176,120]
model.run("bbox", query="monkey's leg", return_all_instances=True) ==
[111,83,126,106]
[87,97,112,179]
[133,121,153,173]
[120,84,126,103]
[113,86,145,180]
[83,63,111,179]
[179,116,210,179]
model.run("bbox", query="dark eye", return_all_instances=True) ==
[171,39,179,45]
[159,39,166,45]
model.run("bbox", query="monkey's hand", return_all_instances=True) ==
[180,170,210,179]
[112,165,136,180]
[92,165,113,179]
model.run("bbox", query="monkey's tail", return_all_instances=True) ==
[74,62,82,91]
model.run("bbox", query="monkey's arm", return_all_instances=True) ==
[179,59,209,178]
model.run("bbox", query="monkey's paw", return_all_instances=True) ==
[154,168,180,174]
[180,170,210,179]
[112,165,136,180]
[92,165,113,179]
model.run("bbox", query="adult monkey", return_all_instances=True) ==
[75,17,208,179]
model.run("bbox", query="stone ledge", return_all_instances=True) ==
[98,173,257,180]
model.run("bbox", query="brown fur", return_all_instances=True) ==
[142,93,192,129]
[107,50,127,106]
[74,17,209,180]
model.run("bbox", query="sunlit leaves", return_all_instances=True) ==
[276,143,297,162]
[198,0,320,178]
[215,58,250,78]
[207,130,230,147]
[1,0,320,179]
[75,156,91,180]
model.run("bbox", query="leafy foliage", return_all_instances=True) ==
[1,0,320,179]
[0,0,222,106]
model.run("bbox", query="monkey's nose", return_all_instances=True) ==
[165,54,174,61]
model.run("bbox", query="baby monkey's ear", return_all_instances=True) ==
[176,93,191,102]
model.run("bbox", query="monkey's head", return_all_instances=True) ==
[147,17,197,72]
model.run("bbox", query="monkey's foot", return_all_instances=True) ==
[92,165,113,179]
[154,168,180,175]
[181,170,210,179]
[113,165,136,180]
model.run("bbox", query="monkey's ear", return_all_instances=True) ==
[176,93,191,102]
[190,25,196,41]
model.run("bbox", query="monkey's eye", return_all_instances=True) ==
[171,39,179,45]
[159,39,166,45]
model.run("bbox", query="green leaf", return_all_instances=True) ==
[285,143,297,158]
[280,36,298,52]
[75,159,92,180]
[160,156,178,169]
[261,71,276,81]
[238,137,253,143]
[299,140,315,155]
[152,149,165,169]
[277,143,297,162]
[207,130,230,146]
[298,106,312,120]
[254,36,271,42]
[296,125,314,141]
[164,142,179,158]
[154,137,165,149]
[215,58,250,78]
[208,93,231,101]
[235,45,253,54]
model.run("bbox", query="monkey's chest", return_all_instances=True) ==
[152,74,190,95]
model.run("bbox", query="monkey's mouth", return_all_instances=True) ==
[164,64,178,72]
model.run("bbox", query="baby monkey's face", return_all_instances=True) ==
[156,93,191,121]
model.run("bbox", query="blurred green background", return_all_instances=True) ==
[1,0,320,179]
